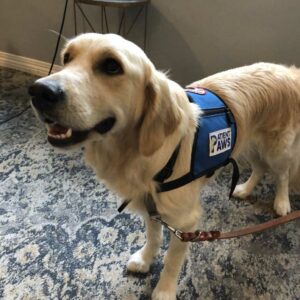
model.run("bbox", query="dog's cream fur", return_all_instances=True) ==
[33,33,300,299]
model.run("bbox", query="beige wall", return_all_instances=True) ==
[1,0,300,85]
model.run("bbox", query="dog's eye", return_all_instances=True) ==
[63,53,71,65]
[101,58,123,75]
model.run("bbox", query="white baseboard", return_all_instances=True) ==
[0,51,62,77]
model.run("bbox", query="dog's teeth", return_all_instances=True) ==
[60,133,69,139]
[47,127,72,139]
[48,133,57,138]
[66,128,72,138]
[47,132,63,139]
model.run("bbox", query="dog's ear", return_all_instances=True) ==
[138,73,181,156]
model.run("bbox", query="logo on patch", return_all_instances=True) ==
[209,128,232,156]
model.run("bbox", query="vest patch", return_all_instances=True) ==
[209,128,232,157]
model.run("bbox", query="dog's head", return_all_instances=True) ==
[29,33,181,155]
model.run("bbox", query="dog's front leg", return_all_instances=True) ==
[127,216,162,273]
[152,232,189,300]
[274,170,291,216]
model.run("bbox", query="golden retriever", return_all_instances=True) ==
[29,33,300,299]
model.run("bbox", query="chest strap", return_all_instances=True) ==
[156,157,239,198]
[153,144,181,183]
[118,149,239,213]
[154,157,240,198]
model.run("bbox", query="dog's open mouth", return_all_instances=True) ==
[47,123,89,147]
[45,117,116,147]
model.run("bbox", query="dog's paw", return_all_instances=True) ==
[152,285,176,300]
[232,183,250,199]
[274,199,291,216]
[127,248,151,273]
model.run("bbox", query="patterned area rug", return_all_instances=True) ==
[0,67,299,300]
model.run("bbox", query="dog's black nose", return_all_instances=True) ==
[29,80,65,112]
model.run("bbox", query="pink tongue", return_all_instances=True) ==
[49,124,69,135]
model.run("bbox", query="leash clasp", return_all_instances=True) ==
[145,193,183,241]
[150,214,183,241]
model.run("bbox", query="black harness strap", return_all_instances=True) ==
[226,158,240,198]
[157,172,194,193]
[156,157,240,198]
[118,199,131,213]
[153,143,181,183]
[118,153,240,212]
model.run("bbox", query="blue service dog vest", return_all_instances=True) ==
[118,88,240,213]
[155,88,239,196]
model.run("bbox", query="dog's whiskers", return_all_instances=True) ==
[48,29,68,42]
